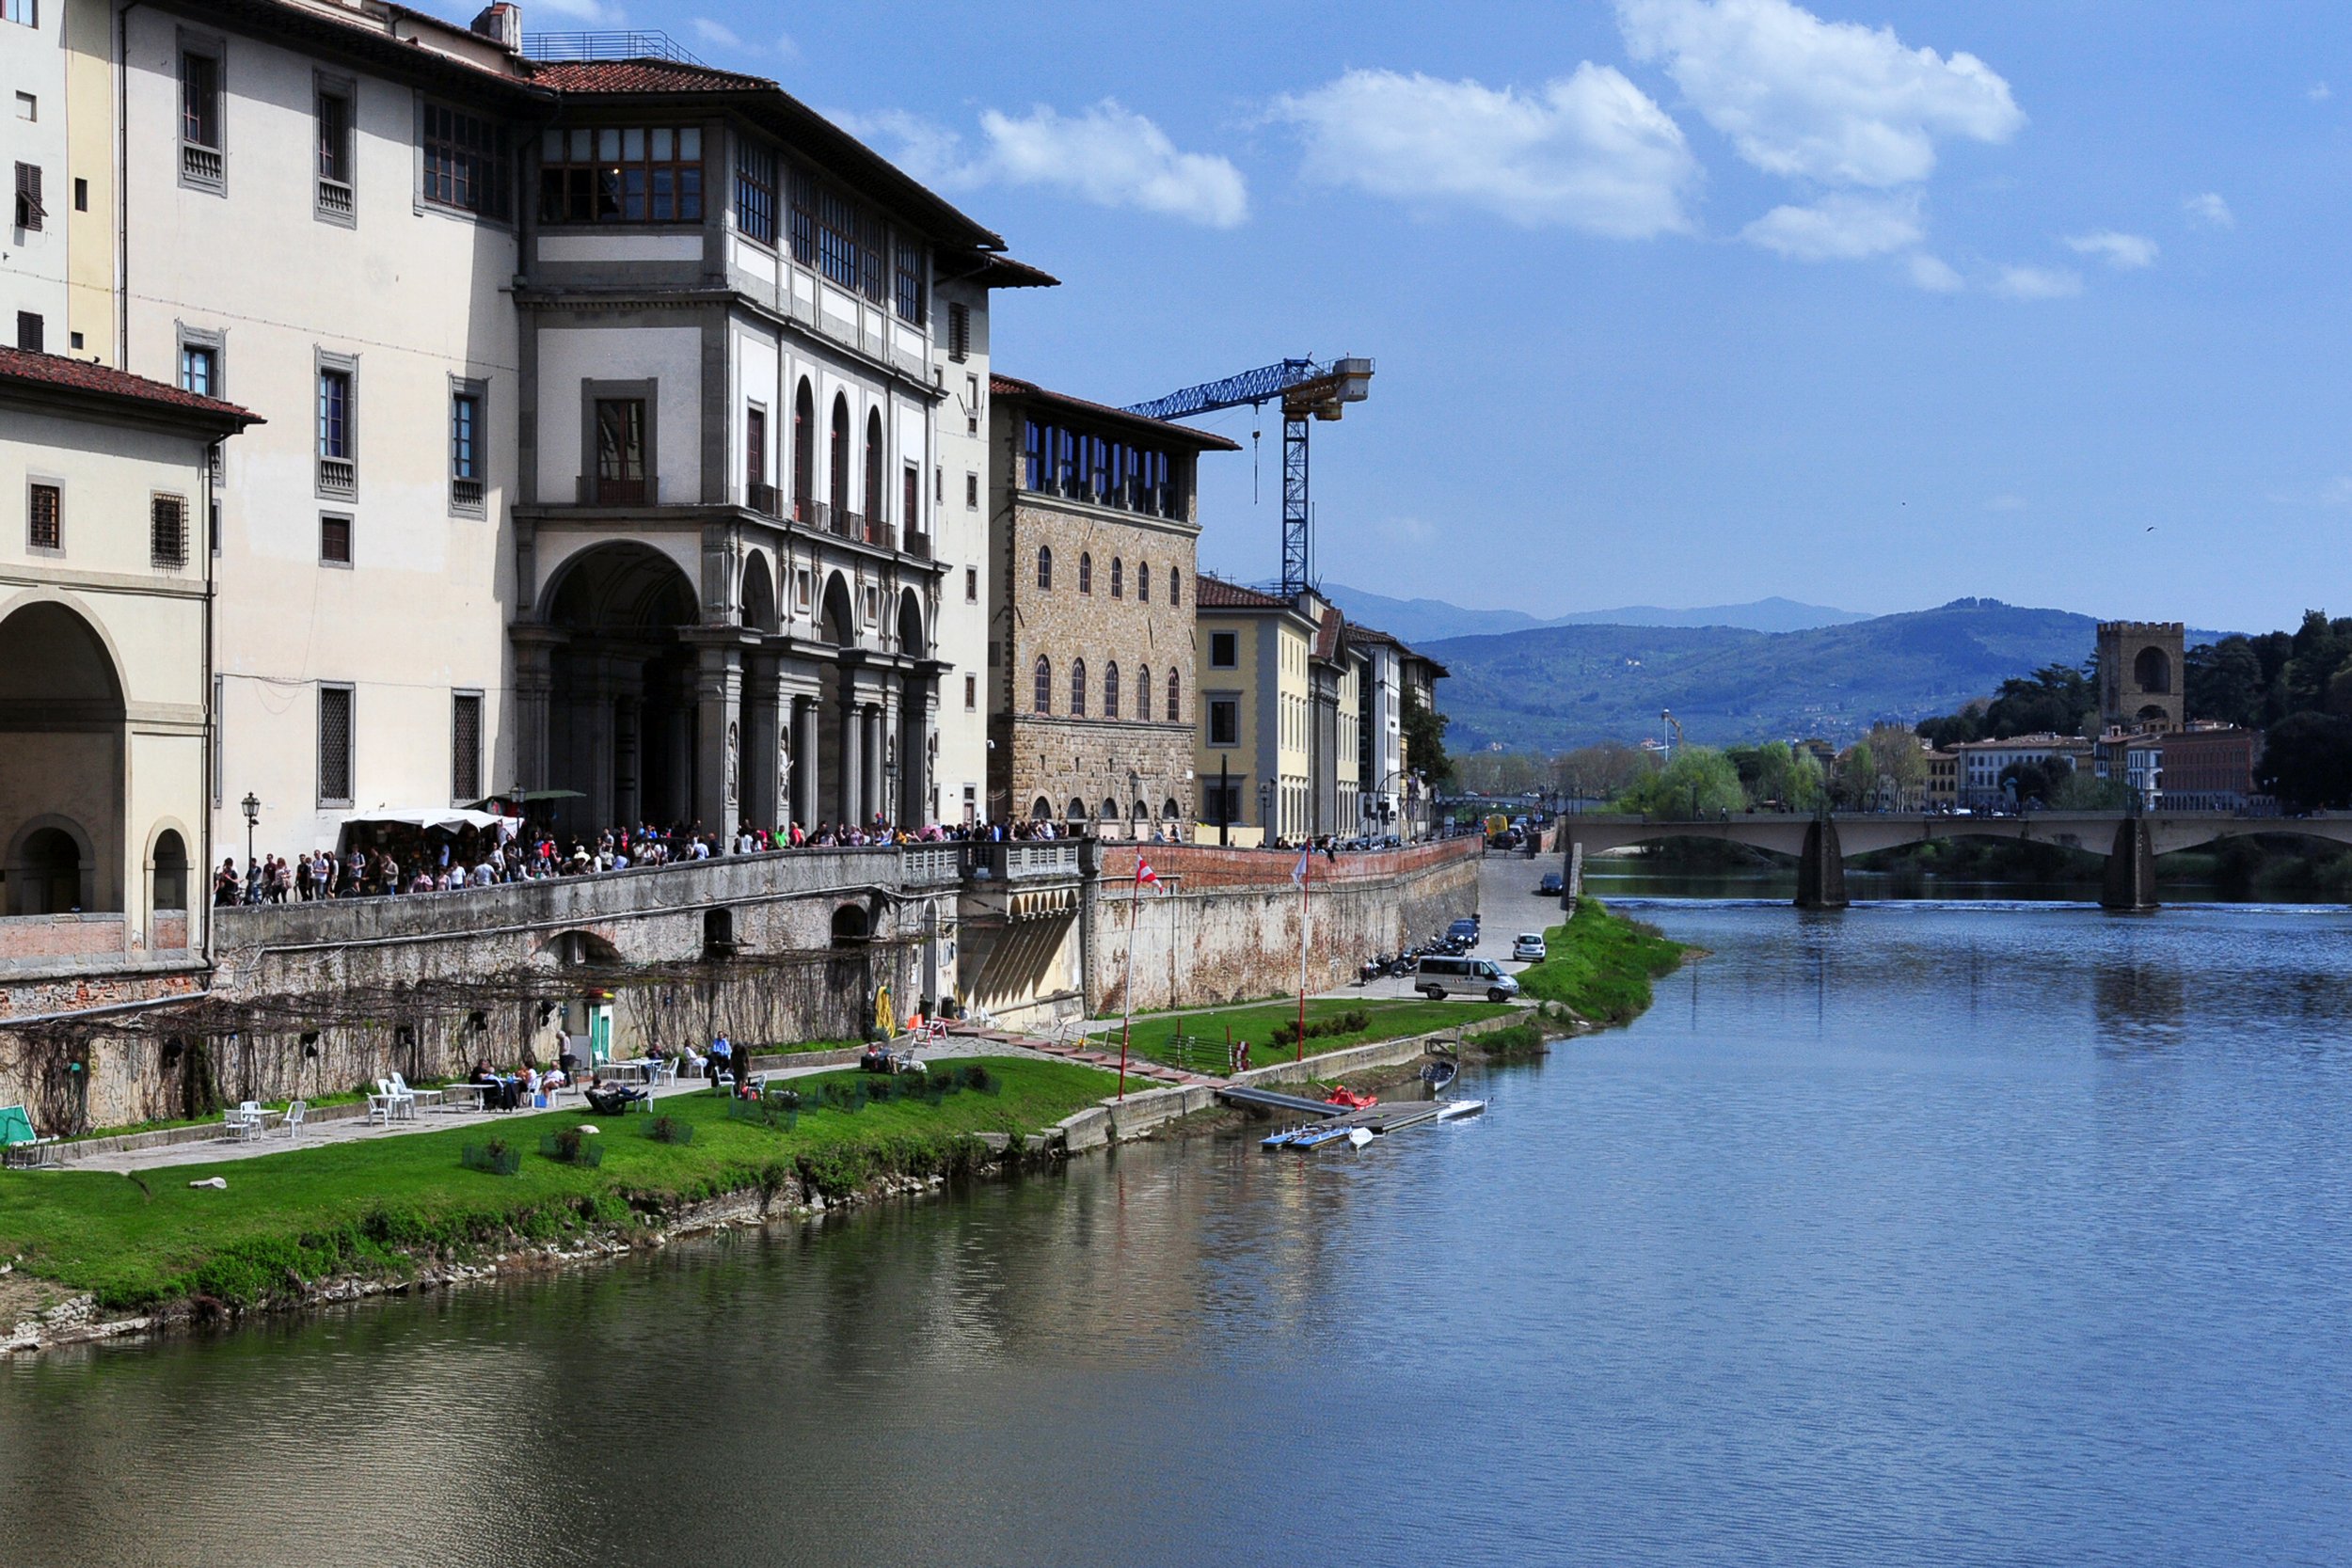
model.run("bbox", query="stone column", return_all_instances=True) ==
[1794,816,1848,910]
[742,652,782,832]
[861,704,882,824]
[900,675,933,828]
[837,683,862,832]
[792,695,820,830]
[612,671,644,829]
[580,656,619,833]
[508,628,562,796]
[690,637,745,839]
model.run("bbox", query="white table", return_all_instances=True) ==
[437,1082,492,1112]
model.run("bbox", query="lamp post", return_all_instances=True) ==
[240,792,260,870]
[882,758,899,830]
[1258,778,1274,842]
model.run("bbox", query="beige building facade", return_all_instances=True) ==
[0,346,256,971]
[1194,578,1363,844]
[986,373,1230,833]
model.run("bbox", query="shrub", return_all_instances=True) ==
[1268,1008,1373,1050]
[645,1115,694,1146]
[537,1129,604,1167]
[461,1140,520,1176]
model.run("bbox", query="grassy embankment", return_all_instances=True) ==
[1092,997,1512,1070]
[0,1059,1119,1313]
[1513,897,1689,1025]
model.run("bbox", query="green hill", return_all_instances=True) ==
[1423,599,2106,752]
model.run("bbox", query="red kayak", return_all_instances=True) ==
[1324,1085,1378,1111]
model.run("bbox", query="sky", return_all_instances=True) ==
[461,0,2352,632]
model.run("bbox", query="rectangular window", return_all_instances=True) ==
[212,673,223,805]
[180,342,217,397]
[180,46,221,188]
[947,301,970,362]
[151,494,188,569]
[818,187,858,288]
[14,311,40,353]
[318,684,353,806]
[319,513,352,565]
[964,565,977,603]
[210,498,221,556]
[735,139,775,245]
[423,102,512,220]
[902,464,921,544]
[316,361,355,496]
[451,691,483,802]
[787,165,818,263]
[745,403,767,499]
[857,208,888,304]
[964,673,977,711]
[12,161,40,230]
[1210,631,1238,669]
[595,397,646,502]
[965,471,979,510]
[27,483,59,550]
[1209,698,1239,747]
[72,177,86,212]
[315,84,354,221]
[965,372,979,436]
[893,234,924,325]
[450,381,485,513]
[537,124,699,224]
[2,2,35,27]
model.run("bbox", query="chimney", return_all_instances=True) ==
[471,3,521,52]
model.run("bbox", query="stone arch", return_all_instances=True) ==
[2134,646,2171,695]
[1163,798,1182,819]
[1100,797,1120,823]
[1066,796,1088,822]
[0,597,126,916]
[1132,800,1149,826]
[897,588,925,657]
[7,816,96,915]
[830,902,870,947]
[740,551,779,634]
[539,541,702,834]
[819,572,856,645]
[147,822,191,913]
[540,927,623,965]
[2137,704,2169,724]
[1031,796,1054,820]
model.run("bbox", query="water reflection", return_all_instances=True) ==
[7,902,2352,1566]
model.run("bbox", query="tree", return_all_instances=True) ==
[1833,740,1880,808]
[1916,703,1985,750]
[1613,745,1744,819]
[1549,741,1655,802]
[2257,711,2352,811]
[1982,664,2095,739]
[1401,686,1454,789]
[2051,770,2135,810]
[2185,638,2265,727]
[1862,722,1927,800]
[1998,757,2069,806]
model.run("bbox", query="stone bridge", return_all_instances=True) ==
[1560,811,2352,911]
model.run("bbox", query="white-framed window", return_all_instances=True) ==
[179,35,224,191]
[314,75,355,223]
[450,378,485,515]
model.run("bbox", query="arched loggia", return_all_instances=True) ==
[540,543,701,836]
[0,600,125,915]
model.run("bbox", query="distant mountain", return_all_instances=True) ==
[1322,583,1870,644]
[1422,598,2111,753]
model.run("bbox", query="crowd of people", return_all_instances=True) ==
[212,812,1152,907]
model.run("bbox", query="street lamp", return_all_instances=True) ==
[882,758,899,830]
[1258,778,1274,841]
[240,792,260,870]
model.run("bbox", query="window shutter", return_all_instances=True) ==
[12,162,41,231]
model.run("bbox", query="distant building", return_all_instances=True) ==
[1951,734,2091,808]
[1193,578,1362,843]
[2094,731,2167,811]
[986,373,1233,833]
[1346,622,1445,840]
[1925,749,1960,808]
[2158,723,2260,811]
[2098,621,2185,733]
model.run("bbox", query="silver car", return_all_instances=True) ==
[1511,933,1547,962]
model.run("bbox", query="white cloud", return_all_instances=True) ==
[1740,190,1920,259]
[1908,252,1963,293]
[773,31,800,60]
[1994,264,2081,300]
[1617,0,2024,188]
[2184,191,2234,229]
[845,103,1248,229]
[2065,230,2157,270]
[689,18,742,52]
[1271,65,1700,238]
[533,0,622,21]
[2311,82,2332,103]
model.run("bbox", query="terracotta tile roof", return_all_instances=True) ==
[992,373,1243,451]
[1192,575,1291,610]
[0,347,261,428]
[524,58,771,94]
[1314,605,1345,661]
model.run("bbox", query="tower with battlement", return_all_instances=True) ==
[2098,621,2185,732]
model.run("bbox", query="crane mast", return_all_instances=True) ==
[1125,356,1373,599]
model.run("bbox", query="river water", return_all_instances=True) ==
[6,870,2351,1566]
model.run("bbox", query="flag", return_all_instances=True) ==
[1135,857,1162,891]
[1292,847,1311,885]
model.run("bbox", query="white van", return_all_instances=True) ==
[1414,955,1520,1004]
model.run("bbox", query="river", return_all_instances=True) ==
[5,863,2350,1566]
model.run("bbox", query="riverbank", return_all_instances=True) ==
[0,1059,1120,1350]
[1515,896,1692,1025]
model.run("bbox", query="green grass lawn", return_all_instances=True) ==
[0,1058,1119,1311]
[751,1038,866,1057]
[1089,997,1508,1072]
[1514,897,1689,1024]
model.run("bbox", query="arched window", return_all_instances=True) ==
[792,380,815,520]
[1136,665,1152,722]
[1078,552,1092,594]
[828,395,850,525]
[1110,558,1123,598]
[1104,662,1120,719]
[1033,656,1051,714]
[1031,796,1054,820]
[1169,567,1181,607]
[1137,562,1151,603]
[1037,546,1053,590]
[1166,668,1180,723]
[863,408,884,539]
[1070,658,1088,716]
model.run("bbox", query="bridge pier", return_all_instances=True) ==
[2101,816,2160,911]
[1795,818,1848,910]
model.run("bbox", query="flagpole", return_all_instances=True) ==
[1118,859,1142,1101]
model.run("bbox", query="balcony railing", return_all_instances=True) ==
[182,143,222,185]
[903,530,931,561]
[745,481,780,517]
[836,508,860,541]
[582,475,646,505]
[316,178,353,218]
[317,456,356,499]
[797,498,824,528]
[866,515,891,548]
[452,477,485,512]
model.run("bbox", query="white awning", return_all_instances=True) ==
[339,808,516,836]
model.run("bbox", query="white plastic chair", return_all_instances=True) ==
[365,1083,398,1127]
[378,1076,418,1120]
[222,1103,260,1143]
[281,1100,307,1139]
[389,1071,440,1113]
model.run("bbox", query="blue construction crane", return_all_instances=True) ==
[1124,356,1374,599]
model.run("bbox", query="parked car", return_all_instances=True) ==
[1512,932,1547,962]
[1448,917,1482,947]
[1537,871,1565,895]
[1414,955,1520,1004]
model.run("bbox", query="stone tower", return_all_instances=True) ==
[2097,621,2185,732]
